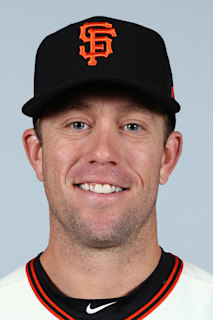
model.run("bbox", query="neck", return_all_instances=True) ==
[40,213,161,299]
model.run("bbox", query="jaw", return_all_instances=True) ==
[48,182,157,253]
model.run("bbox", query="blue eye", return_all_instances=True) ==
[125,123,142,131]
[70,122,89,130]
[69,122,142,132]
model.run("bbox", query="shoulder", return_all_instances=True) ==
[0,264,53,319]
[149,260,213,319]
[182,261,213,287]
[0,265,26,288]
[0,265,30,303]
[0,266,30,318]
[173,261,213,319]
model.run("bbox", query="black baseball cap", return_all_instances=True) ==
[22,16,180,119]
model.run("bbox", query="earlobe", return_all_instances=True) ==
[22,129,43,181]
[159,131,183,185]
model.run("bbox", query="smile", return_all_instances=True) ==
[76,183,127,194]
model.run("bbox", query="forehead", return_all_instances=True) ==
[42,84,166,119]
[63,91,150,115]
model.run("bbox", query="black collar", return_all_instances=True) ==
[26,249,183,320]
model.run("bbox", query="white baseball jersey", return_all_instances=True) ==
[0,253,212,320]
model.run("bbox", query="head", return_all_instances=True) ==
[22,16,182,251]
[23,84,182,251]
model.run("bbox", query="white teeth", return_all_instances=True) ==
[78,183,124,194]
[84,183,90,191]
[94,184,104,193]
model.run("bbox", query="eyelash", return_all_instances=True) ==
[69,121,143,132]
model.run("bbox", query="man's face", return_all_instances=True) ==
[26,89,179,249]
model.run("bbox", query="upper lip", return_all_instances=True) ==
[75,180,129,189]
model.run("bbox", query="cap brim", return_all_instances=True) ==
[22,76,180,118]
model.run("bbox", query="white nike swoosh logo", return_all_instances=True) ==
[86,301,117,314]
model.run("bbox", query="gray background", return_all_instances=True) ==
[1,0,213,278]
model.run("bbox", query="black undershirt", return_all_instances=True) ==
[29,249,177,320]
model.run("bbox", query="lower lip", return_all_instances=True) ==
[74,185,129,200]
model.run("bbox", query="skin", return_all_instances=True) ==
[23,88,182,299]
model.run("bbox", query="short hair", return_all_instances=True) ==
[33,83,176,146]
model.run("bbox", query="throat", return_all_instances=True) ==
[39,244,162,299]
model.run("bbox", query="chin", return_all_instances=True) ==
[72,219,135,250]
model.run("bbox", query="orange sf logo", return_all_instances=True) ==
[79,22,117,66]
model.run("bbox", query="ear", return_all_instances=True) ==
[160,131,183,185]
[22,129,43,181]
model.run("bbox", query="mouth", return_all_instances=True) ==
[75,183,128,195]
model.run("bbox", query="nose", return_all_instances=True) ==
[84,125,121,165]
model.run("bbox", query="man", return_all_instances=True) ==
[0,16,212,320]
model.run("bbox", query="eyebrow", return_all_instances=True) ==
[65,101,148,114]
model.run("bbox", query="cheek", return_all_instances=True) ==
[43,140,83,179]
[127,143,162,185]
